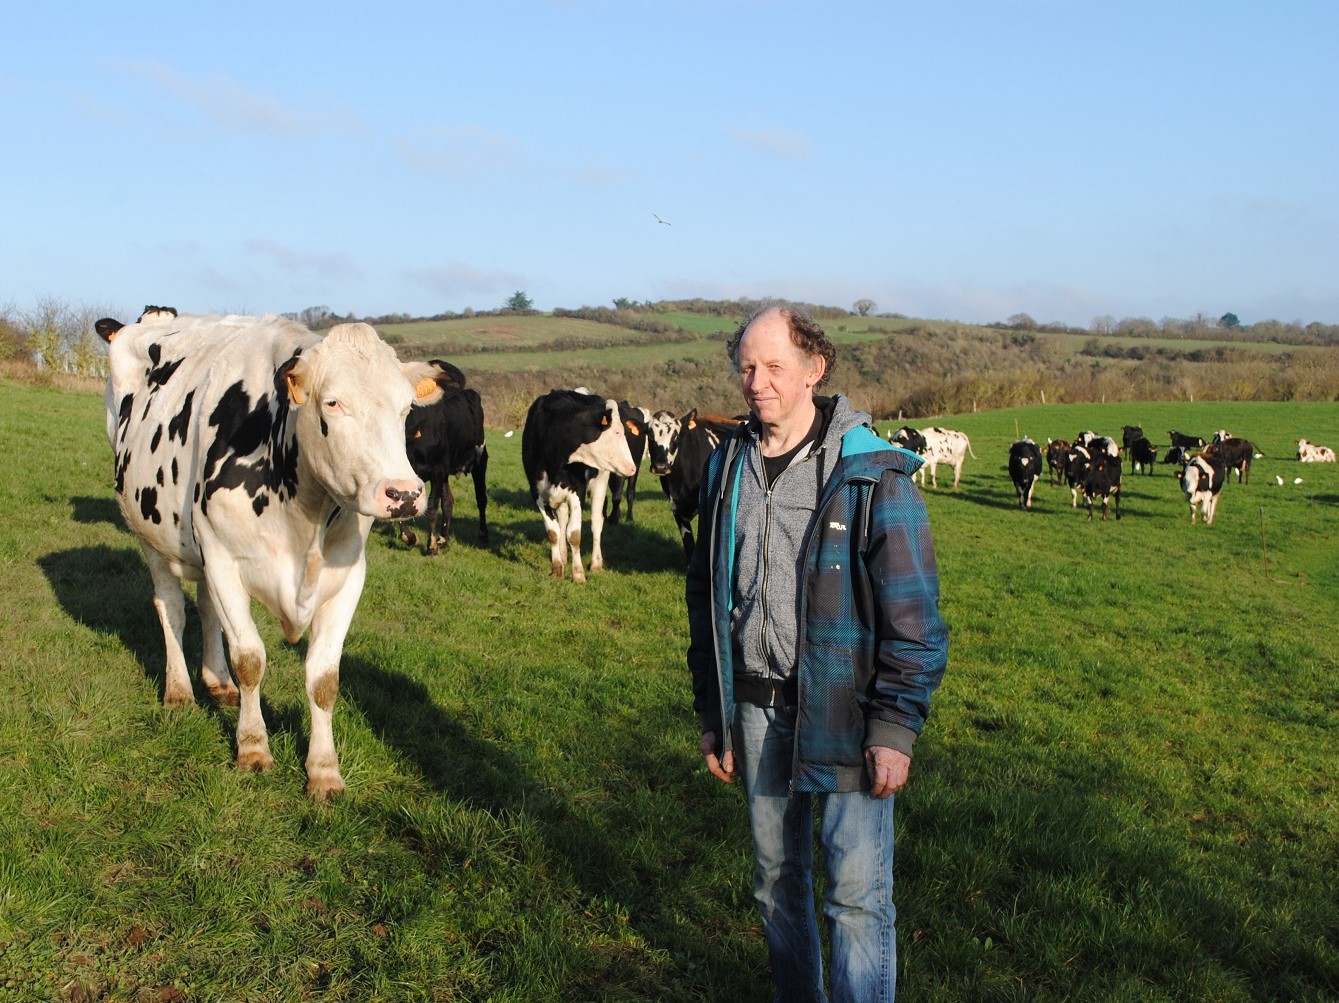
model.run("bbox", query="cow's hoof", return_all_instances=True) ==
[235,749,274,773]
[306,773,346,802]
[208,682,240,706]
[163,687,194,709]
[400,529,417,547]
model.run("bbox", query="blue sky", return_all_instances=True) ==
[5,1,1336,327]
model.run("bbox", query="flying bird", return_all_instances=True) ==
[652,212,672,226]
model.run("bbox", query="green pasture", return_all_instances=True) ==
[0,381,1335,1001]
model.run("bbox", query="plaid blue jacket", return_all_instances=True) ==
[687,421,949,793]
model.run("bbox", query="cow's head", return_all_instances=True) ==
[280,323,439,520]
[565,398,638,478]
[648,409,687,476]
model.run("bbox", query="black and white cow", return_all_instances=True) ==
[521,389,638,581]
[1063,444,1093,508]
[1163,445,1190,467]
[605,402,650,525]
[1080,451,1122,522]
[1129,436,1159,475]
[888,425,927,456]
[1007,437,1044,510]
[397,359,488,555]
[647,408,742,561]
[95,312,440,799]
[1178,453,1225,524]
[893,426,976,489]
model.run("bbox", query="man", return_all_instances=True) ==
[686,305,949,1001]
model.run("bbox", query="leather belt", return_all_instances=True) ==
[734,675,798,708]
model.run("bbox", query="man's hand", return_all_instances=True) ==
[865,746,910,798]
[700,731,737,784]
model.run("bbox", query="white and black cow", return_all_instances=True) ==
[95,312,440,799]
[605,402,651,525]
[1178,453,1226,525]
[521,389,638,581]
[397,359,488,555]
[1128,436,1159,475]
[1080,450,1122,522]
[1007,437,1044,510]
[892,426,976,489]
[647,408,742,561]
[888,425,927,455]
[1297,438,1336,463]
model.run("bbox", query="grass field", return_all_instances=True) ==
[0,380,1335,1001]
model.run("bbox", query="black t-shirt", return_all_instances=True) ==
[761,407,824,488]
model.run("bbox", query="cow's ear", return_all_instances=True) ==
[401,361,445,405]
[686,407,698,429]
[95,318,124,343]
[625,419,641,437]
[277,354,306,405]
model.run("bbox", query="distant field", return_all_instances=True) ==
[1047,332,1328,355]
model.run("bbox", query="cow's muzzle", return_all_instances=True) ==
[384,483,425,519]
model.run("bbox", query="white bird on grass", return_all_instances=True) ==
[1276,475,1284,485]
[1294,477,1304,484]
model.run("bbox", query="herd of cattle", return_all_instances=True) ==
[92,309,1334,797]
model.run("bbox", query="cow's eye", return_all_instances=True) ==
[323,398,340,412]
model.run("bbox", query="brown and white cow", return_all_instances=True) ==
[96,311,441,799]
[521,389,638,582]
[1297,439,1336,463]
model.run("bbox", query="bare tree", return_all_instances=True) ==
[853,299,876,317]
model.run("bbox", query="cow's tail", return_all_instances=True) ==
[966,437,978,459]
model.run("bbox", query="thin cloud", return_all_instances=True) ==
[405,262,527,296]
[246,239,361,281]
[397,126,526,180]
[114,59,362,138]
[729,128,815,161]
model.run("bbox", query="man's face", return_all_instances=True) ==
[736,311,823,431]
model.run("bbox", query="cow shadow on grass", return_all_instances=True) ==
[38,544,300,751]
[340,655,761,997]
[69,495,125,528]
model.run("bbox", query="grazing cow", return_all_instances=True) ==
[1297,439,1337,463]
[1178,453,1226,524]
[397,359,488,555]
[1202,436,1257,484]
[1129,436,1159,475]
[1081,451,1122,522]
[95,312,439,799]
[1007,437,1044,509]
[1169,429,1207,450]
[647,408,742,560]
[522,389,638,581]
[1045,437,1071,485]
[1162,445,1190,466]
[894,426,976,489]
[605,403,651,525]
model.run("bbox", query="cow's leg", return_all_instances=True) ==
[1112,488,1122,521]
[624,473,637,524]
[425,477,444,556]
[301,560,365,801]
[952,461,962,490]
[538,496,567,578]
[196,578,238,705]
[472,447,489,541]
[588,471,610,574]
[563,495,589,583]
[142,548,194,708]
[206,565,273,774]
[438,478,455,553]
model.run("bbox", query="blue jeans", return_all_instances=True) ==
[734,700,897,1003]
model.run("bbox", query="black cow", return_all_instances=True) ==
[1204,435,1258,484]
[1063,444,1093,507]
[1045,438,1071,485]
[1129,436,1159,475]
[1081,452,1122,522]
[647,408,742,561]
[396,360,488,556]
[1169,429,1207,450]
[1121,425,1144,453]
[522,389,638,582]
[605,403,650,525]
[1163,445,1190,466]
[1008,438,1044,510]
